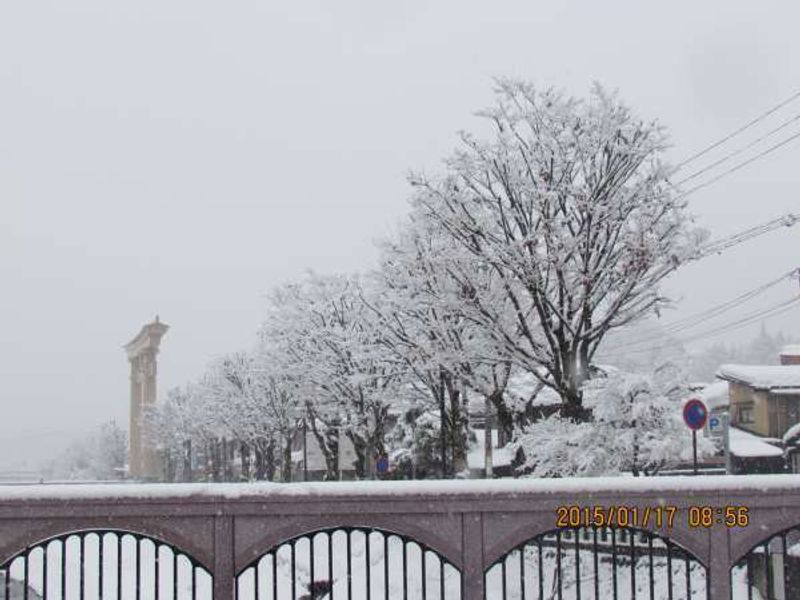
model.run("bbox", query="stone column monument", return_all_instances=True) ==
[124,316,169,480]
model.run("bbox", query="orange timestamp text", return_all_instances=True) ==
[555,505,750,530]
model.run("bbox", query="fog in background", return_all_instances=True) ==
[1,1,799,469]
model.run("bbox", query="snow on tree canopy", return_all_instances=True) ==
[409,80,708,418]
[513,362,715,477]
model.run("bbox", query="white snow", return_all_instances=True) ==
[716,364,800,390]
[783,422,800,444]
[466,430,513,469]
[696,380,729,409]
[780,344,800,357]
[3,474,800,502]
[772,387,800,395]
[729,427,784,458]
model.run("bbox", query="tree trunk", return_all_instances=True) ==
[348,432,367,479]
[309,417,340,481]
[265,439,276,481]
[490,391,514,445]
[484,397,493,479]
[447,379,468,475]
[240,442,251,481]
[437,378,448,478]
[209,439,221,482]
[281,437,293,482]
[183,439,193,482]
[254,442,265,480]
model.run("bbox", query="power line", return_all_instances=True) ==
[696,213,799,257]
[602,296,800,356]
[656,268,796,334]
[599,267,797,353]
[676,113,800,186]
[675,131,800,201]
[676,90,800,169]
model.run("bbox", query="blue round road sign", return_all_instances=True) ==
[683,398,708,430]
[376,455,389,474]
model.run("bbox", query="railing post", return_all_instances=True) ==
[214,514,235,600]
[707,526,731,600]
[462,512,484,600]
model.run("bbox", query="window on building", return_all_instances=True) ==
[738,404,755,425]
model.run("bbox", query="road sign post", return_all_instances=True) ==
[376,454,389,477]
[683,399,708,475]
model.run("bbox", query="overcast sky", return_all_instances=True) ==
[1,1,799,469]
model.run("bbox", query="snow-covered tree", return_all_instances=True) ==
[514,362,714,476]
[44,421,127,481]
[411,80,708,419]
[261,273,398,479]
[688,324,798,381]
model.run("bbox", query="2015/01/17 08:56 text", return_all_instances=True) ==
[555,505,750,529]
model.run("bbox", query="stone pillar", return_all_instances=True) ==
[125,317,169,480]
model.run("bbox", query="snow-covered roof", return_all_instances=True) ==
[716,364,800,390]
[781,345,800,357]
[696,380,729,410]
[729,426,784,458]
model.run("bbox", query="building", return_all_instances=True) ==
[716,362,800,438]
[716,349,800,474]
[124,317,168,480]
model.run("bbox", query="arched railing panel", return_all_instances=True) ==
[0,529,212,600]
[730,524,800,600]
[485,526,708,600]
[235,527,462,599]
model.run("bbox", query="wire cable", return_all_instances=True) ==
[675,131,800,201]
[676,113,800,186]
[676,90,800,169]
[602,296,800,356]
[657,269,796,334]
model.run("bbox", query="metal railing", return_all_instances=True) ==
[1,476,799,599]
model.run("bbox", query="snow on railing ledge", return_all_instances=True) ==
[0,474,799,501]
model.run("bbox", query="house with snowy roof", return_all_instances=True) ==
[715,347,800,473]
[716,360,800,439]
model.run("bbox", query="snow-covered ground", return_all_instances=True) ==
[2,529,460,600]
[2,529,782,599]
[3,534,212,600]
[238,531,460,599]
[466,429,513,471]
[485,536,707,600]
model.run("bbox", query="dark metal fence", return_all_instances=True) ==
[485,527,708,600]
[0,530,212,600]
[235,527,461,600]
[2,477,800,599]
[730,525,800,600]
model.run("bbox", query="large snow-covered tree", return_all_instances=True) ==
[411,80,708,419]
[514,362,715,477]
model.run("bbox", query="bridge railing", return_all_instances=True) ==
[1,475,799,600]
